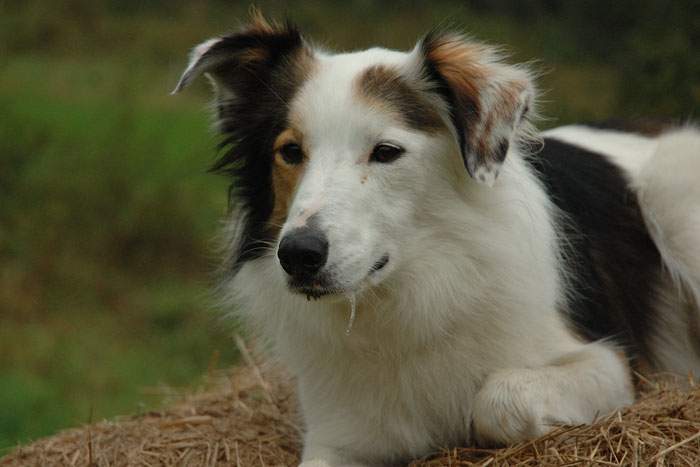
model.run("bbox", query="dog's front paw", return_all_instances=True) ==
[300,460,368,467]
[472,369,584,446]
[299,461,333,467]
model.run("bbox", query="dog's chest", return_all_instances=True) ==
[295,344,481,461]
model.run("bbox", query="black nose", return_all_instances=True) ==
[278,228,329,277]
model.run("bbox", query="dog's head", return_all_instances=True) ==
[174,13,535,299]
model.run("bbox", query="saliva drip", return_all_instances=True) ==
[345,293,357,336]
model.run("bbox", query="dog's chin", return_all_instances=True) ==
[293,286,347,302]
[286,274,346,301]
[287,254,390,301]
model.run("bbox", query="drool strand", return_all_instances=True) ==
[345,293,357,336]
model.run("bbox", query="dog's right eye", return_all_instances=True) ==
[279,143,304,165]
[370,143,404,164]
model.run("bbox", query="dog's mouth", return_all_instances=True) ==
[369,254,389,275]
[289,254,390,300]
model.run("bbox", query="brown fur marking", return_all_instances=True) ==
[270,128,306,230]
[356,65,445,132]
[424,34,486,132]
[247,7,279,34]
[236,10,315,72]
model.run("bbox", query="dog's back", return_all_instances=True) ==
[544,125,700,374]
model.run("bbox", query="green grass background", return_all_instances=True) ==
[0,0,697,454]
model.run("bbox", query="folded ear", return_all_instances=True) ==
[172,13,311,100]
[417,32,535,186]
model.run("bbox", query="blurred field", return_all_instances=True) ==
[0,0,697,454]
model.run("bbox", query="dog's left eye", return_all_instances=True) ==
[279,143,304,165]
[370,143,404,164]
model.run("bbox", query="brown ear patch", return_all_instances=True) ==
[422,34,488,133]
[247,7,276,34]
[421,32,534,185]
[270,129,306,231]
[234,10,292,64]
[423,35,527,127]
[355,65,445,133]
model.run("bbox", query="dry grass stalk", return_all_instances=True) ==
[2,362,698,466]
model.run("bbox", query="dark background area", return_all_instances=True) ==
[0,0,697,453]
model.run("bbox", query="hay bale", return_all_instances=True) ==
[1,363,302,467]
[414,376,700,466]
[2,363,699,466]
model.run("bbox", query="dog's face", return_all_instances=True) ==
[269,50,457,298]
[174,15,533,299]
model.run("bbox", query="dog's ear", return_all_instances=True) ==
[172,12,310,101]
[417,32,535,186]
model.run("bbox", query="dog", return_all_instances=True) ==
[173,14,700,467]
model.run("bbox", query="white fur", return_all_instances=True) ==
[636,128,700,375]
[222,48,639,465]
[172,38,222,94]
[542,125,657,177]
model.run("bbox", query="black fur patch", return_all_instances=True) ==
[527,138,662,361]
[205,25,310,272]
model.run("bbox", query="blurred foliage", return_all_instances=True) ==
[471,0,700,117]
[0,0,697,454]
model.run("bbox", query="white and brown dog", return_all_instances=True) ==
[174,15,700,467]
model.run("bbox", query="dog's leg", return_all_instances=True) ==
[300,461,367,467]
[472,342,634,446]
[299,441,369,467]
